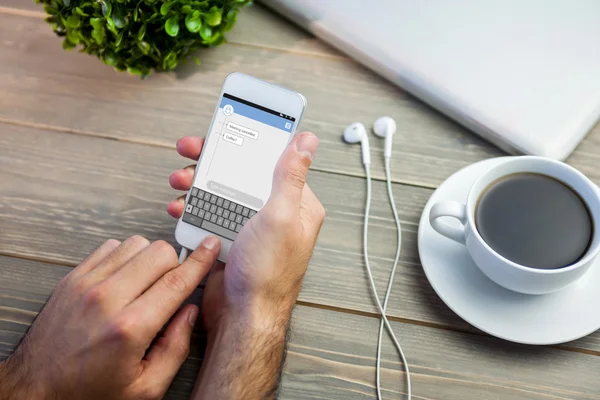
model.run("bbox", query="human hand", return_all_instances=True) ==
[0,235,221,400]
[168,133,325,332]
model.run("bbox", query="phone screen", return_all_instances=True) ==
[181,93,296,240]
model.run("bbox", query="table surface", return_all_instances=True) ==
[1,2,600,399]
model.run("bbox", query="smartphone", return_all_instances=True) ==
[175,72,307,261]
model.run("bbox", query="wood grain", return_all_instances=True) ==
[0,12,503,188]
[2,124,600,353]
[2,9,599,189]
[2,255,600,400]
[0,0,39,10]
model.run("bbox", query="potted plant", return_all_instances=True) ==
[36,0,252,78]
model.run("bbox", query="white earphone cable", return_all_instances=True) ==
[178,247,189,264]
[364,163,411,400]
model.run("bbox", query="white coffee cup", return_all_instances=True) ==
[429,156,600,295]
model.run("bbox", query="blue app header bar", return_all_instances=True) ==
[219,97,294,133]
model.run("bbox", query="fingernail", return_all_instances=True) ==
[200,235,220,251]
[188,306,199,327]
[296,133,318,159]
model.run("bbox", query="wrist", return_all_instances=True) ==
[0,358,35,400]
[194,297,291,400]
[222,294,294,338]
[0,350,55,400]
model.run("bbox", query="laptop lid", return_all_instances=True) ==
[261,0,600,160]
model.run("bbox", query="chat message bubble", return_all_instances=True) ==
[226,122,259,140]
[223,132,244,146]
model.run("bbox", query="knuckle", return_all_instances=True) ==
[171,337,191,360]
[264,208,294,230]
[315,203,326,223]
[107,315,138,343]
[104,238,122,249]
[282,166,307,190]
[69,276,91,295]
[161,271,189,293]
[128,235,151,248]
[151,240,178,263]
[82,283,108,307]
[56,271,76,291]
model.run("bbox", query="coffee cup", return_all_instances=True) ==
[429,156,600,295]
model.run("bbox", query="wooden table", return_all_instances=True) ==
[1,2,600,399]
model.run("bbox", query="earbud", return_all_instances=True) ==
[343,122,371,165]
[372,116,397,159]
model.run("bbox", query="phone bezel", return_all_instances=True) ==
[175,72,306,262]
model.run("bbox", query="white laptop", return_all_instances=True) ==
[260,0,600,160]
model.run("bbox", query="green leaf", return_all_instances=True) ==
[89,17,103,30]
[193,56,201,65]
[167,57,178,70]
[223,8,239,31]
[62,0,71,6]
[137,41,151,55]
[163,51,177,70]
[185,14,201,33]
[181,5,193,14]
[66,29,80,44]
[100,0,111,17]
[112,9,126,29]
[91,27,106,45]
[104,51,118,66]
[205,6,222,26]
[209,32,224,46]
[127,66,143,76]
[165,16,180,37]
[62,38,76,50]
[65,14,81,28]
[137,23,147,41]
[115,31,125,48]
[44,5,58,14]
[133,7,139,22]
[106,17,117,34]
[75,7,89,17]
[160,1,175,16]
[199,24,212,40]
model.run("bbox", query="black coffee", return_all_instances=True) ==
[475,173,593,269]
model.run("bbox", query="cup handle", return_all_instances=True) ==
[429,201,468,245]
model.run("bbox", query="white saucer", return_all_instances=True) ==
[418,157,600,345]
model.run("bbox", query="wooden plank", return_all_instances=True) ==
[0,1,338,57]
[0,0,38,10]
[2,12,600,188]
[2,124,600,353]
[1,256,600,399]
[0,13,506,188]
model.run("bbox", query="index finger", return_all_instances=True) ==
[124,236,221,337]
[176,136,205,161]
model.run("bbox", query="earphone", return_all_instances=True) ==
[343,122,371,165]
[343,117,411,400]
[373,116,397,159]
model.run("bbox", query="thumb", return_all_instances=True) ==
[142,304,198,396]
[270,132,319,208]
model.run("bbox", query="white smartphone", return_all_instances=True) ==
[175,72,307,262]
